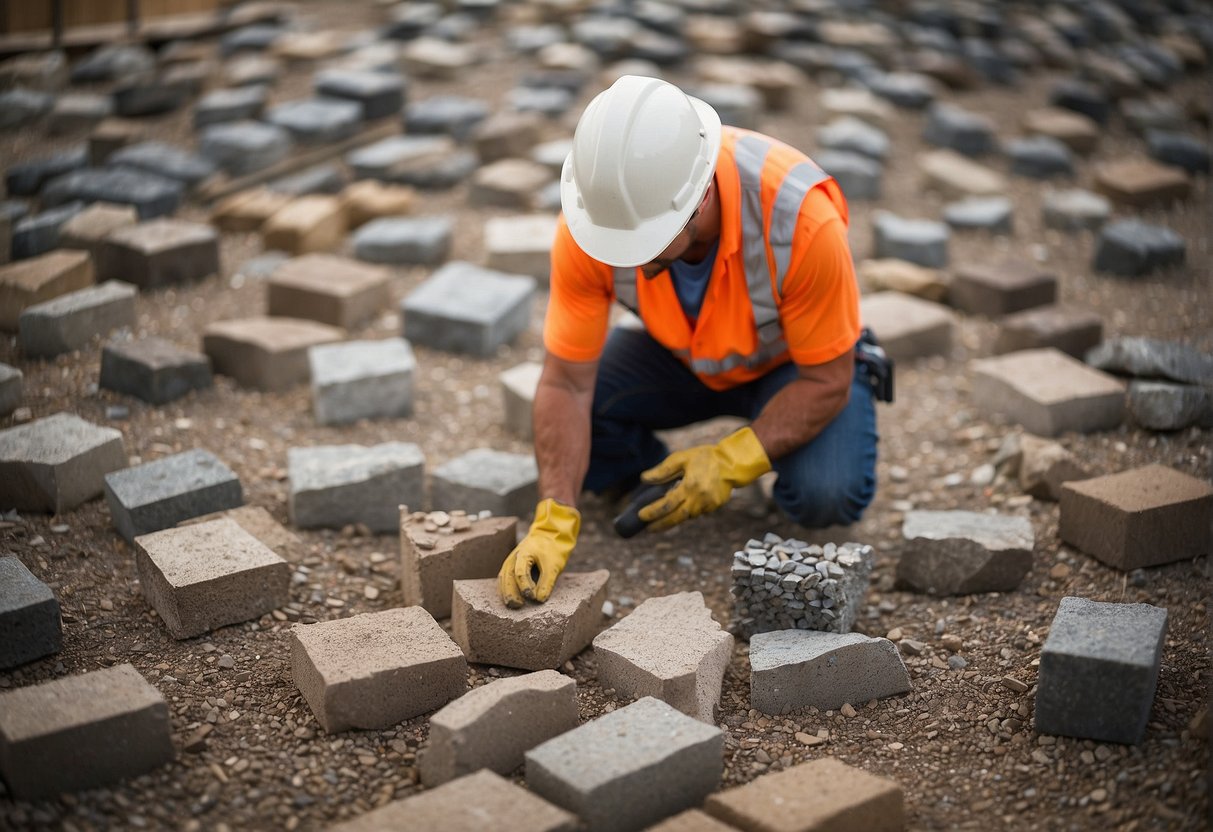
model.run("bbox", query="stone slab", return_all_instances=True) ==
[1023,107,1099,153]
[858,259,949,302]
[105,448,243,542]
[816,150,882,201]
[1015,434,1091,502]
[12,202,86,261]
[749,630,910,714]
[288,442,425,533]
[1042,189,1111,232]
[1059,464,1212,570]
[0,413,126,513]
[995,305,1103,359]
[860,291,954,362]
[291,606,467,733]
[262,195,347,255]
[100,219,220,288]
[949,260,1057,317]
[0,556,61,669]
[919,149,1006,198]
[310,338,416,425]
[431,448,538,517]
[0,663,173,799]
[1036,597,1167,744]
[100,336,213,404]
[1094,159,1191,207]
[268,253,390,330]
[897,510,1034,595]
[314,69,406,121]
[0,249,94,332]
[6,147,87,197]
[1127,381,1213,431]
[485,214,557,283]
[1006,136,1075,179]
[451,571,609,670]
[500,361,542,439]
[942,196,1013,234]
[401,510,517,619]
[352,216,451,265]
[203,316,344,392]
[193,85,268,128]
[108,141,217,188]
[134,517,289,639]
[402,261,536,357]
[922,102,995,156]
[18,280,137,358]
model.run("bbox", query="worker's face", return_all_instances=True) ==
[640,183,713,280]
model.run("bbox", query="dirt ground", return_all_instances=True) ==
[0,2,1210,830]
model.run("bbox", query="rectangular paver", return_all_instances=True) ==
[897,510,1034,595]
[431,448,538,517]
[211,187,293,232]
[0,412,126,513]
[485,214,557,283]
[994,305,1103,359]
[749,630,910,714]
[401,510,517,619]
[203,316,344,392]
[0,556,62,669]
[402,261,536,357]
[289,442,425,533]
[0,249,94,332]
[104,448,243,541]
[18,281,137,358]
[59,202,139,263]
[860,291,955,362]
[268,253,391,330]
[180,504,301,560]
[262,195,347,254]
[310,338,416,425]
[100,336,213,404]
[99,219,219,288]
[949,260,1057,317]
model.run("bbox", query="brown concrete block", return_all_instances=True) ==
[705,758,904,832]
[135,518,289,639]
[949,260,1057,317]
[1022,107,1099,153]
[451,570,610,670]
[180,504,301,560]
[1095,159,1192,207]
[472,110,544,164]
[1059,464,1213,570]
[469,159,553,210]
[341,179,416,229]
[211,188,293,232]
[328,769,578,832]
[994,305,1103,359]
[0,663,174,800]
[970,348,1125,436]
[0,249,94,332]
[646,810,741,832]
[860,291,955,362]
[419,669,578,786]
[89,118,143,166]
[291,606,468,733]
[263,195,347,255]
[202,316,344,391]
[59,202,139,263]
[400,509,517,619]
[267,253,391,330]
[100,219,220,288]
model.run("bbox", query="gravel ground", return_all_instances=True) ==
[1,2,1210,830]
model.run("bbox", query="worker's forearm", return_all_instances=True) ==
[532,380,593,507]
[751,376,850,460]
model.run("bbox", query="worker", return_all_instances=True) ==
[499,75,881,609]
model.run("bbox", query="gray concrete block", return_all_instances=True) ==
[402,261,536,357]
[108,141,217,188]
[1127,381,1213,431]
[484,214,557,283]
[100,336,213,405]
[12,202,85,260]
[949,260,1057,317]
[6,147,87,196]
[943,196,1013,234]
[1007,136,1075,179]
[817,116,890,160]
[18,281,137,358]
[288,442,425,532]
[860,291,955,362]
[922,102,995,156]
[267,97,362,144]
[404,94,489,140]
[353,216,452,265]
[872,211,949,268]
[897,510,1034,595]
[1042,189,1110,232]
[525,696,723,832]
[0,413,126,513]
[41,167,184,220]
[193,85,268,128]
[0,363,21,416]
[749,630,910,714]
[431,448,538,517]
[995,305,1103,359]
[314,69,406,120]
[198,120,293,176]
[104,448,243,542]
[1093,219,1185,277]
[1036,596,1167,744]
[816,150,882,201]
[0,556,61,669]
[267,163,347,197]
[309,338,416,425]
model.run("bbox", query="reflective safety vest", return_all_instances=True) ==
[609,127,851,391]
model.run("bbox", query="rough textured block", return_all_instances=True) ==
[872,211,949,268]
[0,556,61,669]
[815,150,882,201]
[995,305,1103,359]
[266,97,362,144]
[500,361,542,439]
[705,758,904,832]
[922,102,995,156]
[860,291,954,362]
[6,147,87,197]
[328,769,577,832]
[291,606,467,733]
[42,168,183,220]
[211,188,292,232]
[193,85,268,128]
[469,158,553,209]
[101,219,219,288]
[314,69,405,120]
[180,504,301,559]
[262,196,347,255]
[970,348,1125,436]
[1006,136,1075,179]
[203,316,344,392]
[1094,158,1191,207]
[59,202,138,262]
[401,510,516,619]
[109,141,217,189]
[1093,219,1185,277]
[646,810,738,832]
[352,216,452,265]
[858,259,948,302]
[1086,337,1213,387]
[1009,434,1092,502]
[135,518,289,639]
[0,363,21,416]
[749,630,910,714]
[402,261,536,357]
[949,261,1056,317]
[897,510,1034,595]
[420,669,578,786]
[1036,597,1167,744]
[1059,464,1212,570]
[198,120,293,176]
[484,214,557,283]
[341,180,416,228]
[451,571,609,670]
[0,664,173,800]
[18,281,137,357]
[0,249,94,332]
[1127,381,1213,431]
[918,149,1007,199]
[431,448,538,517]
[0,413,125,513]
[105,448,243,542]
[289,442,425,533]
[526,696,723,832]
[12,202,85,260]
[100,336,213,404]
[310,338,415,425]
[942,195,1013,234]
[594,592,733,724]
[268,253,390,330]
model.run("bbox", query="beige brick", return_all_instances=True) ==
[500,361,542,439]
[0,663,174,800]
[451,571,609,670]
[263,195,347,255]
[1095,159,1191,207]
[420,669,578,786]
[203,316,344,391]
[860,291,955,362]
[341,179,416,228]
[469,159,553,209]
[100,219,220,288]
[858,259,949,303]
[0,249,94,332]
[472,110,544,163]
[135,517,291,639]
[211,188,293,233]
[705,758,904,832]
[401,37,476,80]
[267,253,391,330]
[400,510,517,619]
[485,214,557,283]
[919,149,1007,198]
[180,504,301,559]
[1022,107,1099,153]
[646,810,741,832]
[291,606,468,733]
[59,202,139,263]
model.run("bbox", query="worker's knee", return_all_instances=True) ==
[773,467,874,529]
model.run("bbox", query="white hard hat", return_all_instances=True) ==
[561,75,722,268]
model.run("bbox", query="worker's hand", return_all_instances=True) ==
[498,498,581,609]
[638,427,771,532]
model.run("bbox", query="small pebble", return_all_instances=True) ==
[602,600,615,618]
[217,654,235,669]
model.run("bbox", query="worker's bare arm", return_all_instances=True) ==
[750,348,853,460]
[533,353,599,506]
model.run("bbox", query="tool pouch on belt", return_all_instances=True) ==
[855,327,894,403]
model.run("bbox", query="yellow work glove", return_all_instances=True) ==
[638,427,772,532]
[498,498,581,609]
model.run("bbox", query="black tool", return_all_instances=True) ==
[612,478,680,538]
[856,327,894,403]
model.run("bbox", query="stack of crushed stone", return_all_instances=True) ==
[730,533,875,639]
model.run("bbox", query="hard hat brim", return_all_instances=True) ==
[560,95,722,269]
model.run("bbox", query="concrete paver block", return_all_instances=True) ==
[268,253,391,330]
[199,120,294,176]
[289,442,425,533]
[0,663,173,799]
[0,412,126,513]
[858,258,949,303]
[341,180,416,228]
[100,336,213,404]
[500,360,542,439]
[897,510,1034,595]
[180,504,301,559]
[526,696,724,832]
[485,214,558,283]
[1094,158,1191,207]
[919,149,1007,198]
[431,447,538,517]
[104,448,243,541]
[401,510,516,619]
[135,517,289,639]
[352,215,452,265]
[1093,219,1185,277]
[469,158,554,209]
[970,348,1125,436]
[402,261,536,357]
[310,338,416,425]
[645,810,739,832]
[0,556,62,668]
[749,630,910,714]
[211,187,293,232]
[949,260,1057,317]
[472,110,544,163]
[451,571,610,670]
[0,362,21,416]
[994,305,1103,359]
[1036,596,1167,744]
[1059,463,1212,569]
[420,669,578,786]
[0,249,94,332]
[59,202,138,262]
[860,291,955,362]
[593,591,733,724]
[704,757,904,832]
[1023,107,1099,153]
[292,606,467,733]
[203,316,344,392]
[100,219,219,288]
[18,280,137,358]
[262,195,347,255]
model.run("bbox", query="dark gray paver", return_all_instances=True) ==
[41,168,184,220]
[1006,136,1075,179]
[266,98,363,144]
[922,102,995,156]
[100,336,214,405]
[750,630,911,714]
[353,216,452,265]
[872,211,949,268]
[0,413,126,513]
[943,196,1013,233]
[1127,381,1213,431]
[897,510,1034,595]
[198,120,293,176]
[1093,219,1185,277]
[404,95,489,140]
[103,449,243,542]
[11,202,85,260]
[314,69,406,120]
[193,85,268,128]
[0,556,62,669]
[108,141,217,188]
[6,146,88,196]
[0,363,21,416]
[1085,337,1213,386]
[18,281,137,358]
[401,261,535,357]
[816,150,882,201]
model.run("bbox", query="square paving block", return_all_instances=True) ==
[401,510,517,619]
[484,214,557,283]
[180,504,301,560]
[59,202,138,262]
[203,316,344,391]
[0,556,62,669]
[860,291,955,362]
[1095,158,1191,207]
[104,448,243,541]
[342,179,416,228]
[0,249,94,332]
[134,517,290,639]
[100,336,214,404]
[262,195,347,254]
[469,158,553,209]
[289,442,425,533]
[402,261,536,357]
[268,253,391,330]
[211,187,293,232]
[431,447,538,517]
[310,338,416,425]
[18,281,137,358]
[994,305,1103,359]
[0,412,126,513]
[291,606,467,733]
[949,260,1058,317]
[99,219,219,288]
